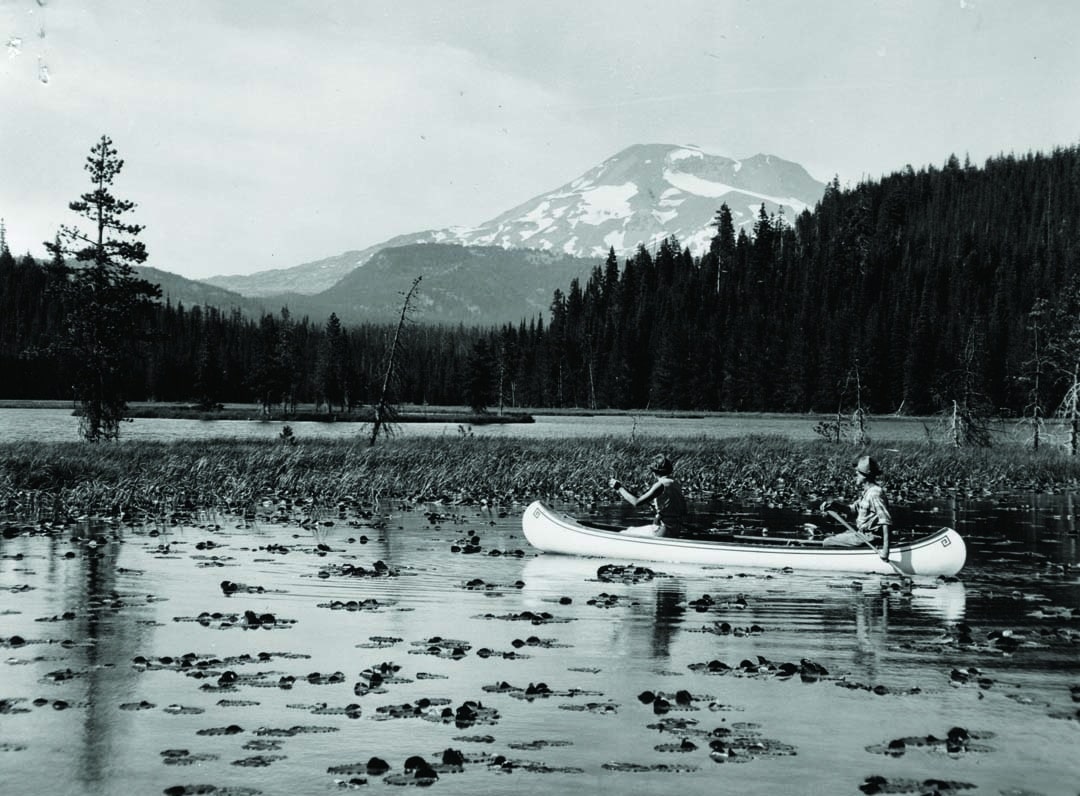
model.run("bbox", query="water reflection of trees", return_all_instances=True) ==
[922,493,1079,567]
[636,583,685,660]
[54,521,155,795]
[851,594,887,678]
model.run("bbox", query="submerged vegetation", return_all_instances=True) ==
[2,435,1079,523]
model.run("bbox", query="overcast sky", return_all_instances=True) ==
[2,0,1078,280]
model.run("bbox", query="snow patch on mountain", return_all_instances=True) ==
[659,187,684,204]
[663,169,809,212]
[576,183,637,225]
[603,230,627,251]
[518,201,556,241]
[669,147,703,163]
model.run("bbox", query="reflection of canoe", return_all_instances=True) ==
[522,501,966,577]
[519,552,836,606]
[911,581,967,622]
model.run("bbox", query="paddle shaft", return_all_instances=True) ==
[826,510,902,573]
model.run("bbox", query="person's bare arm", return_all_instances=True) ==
[819,499,852,516]
[610,479,663,507]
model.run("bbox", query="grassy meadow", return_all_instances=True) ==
[2,434,1079,524]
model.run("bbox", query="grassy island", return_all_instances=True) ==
[2,435,1079,525]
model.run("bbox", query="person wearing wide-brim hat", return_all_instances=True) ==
[609,453,687,538]
[819,456,892,559]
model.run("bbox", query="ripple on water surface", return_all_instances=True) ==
[0,498,1077,795]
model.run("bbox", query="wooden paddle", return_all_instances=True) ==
[826,510,905,576]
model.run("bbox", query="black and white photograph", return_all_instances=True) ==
[1,2,1078,794]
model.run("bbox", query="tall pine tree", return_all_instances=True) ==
[44,135,161,441]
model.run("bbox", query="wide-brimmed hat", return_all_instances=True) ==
[650,454,673,476]
[855,455,882,478]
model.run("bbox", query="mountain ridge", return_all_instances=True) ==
[244,243,594,326]
[203,144,826,297]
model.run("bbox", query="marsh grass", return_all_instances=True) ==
[2,435,1079,521]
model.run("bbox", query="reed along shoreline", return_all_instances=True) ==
[3,435,1079,521]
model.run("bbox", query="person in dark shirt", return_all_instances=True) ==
[609,453,687,538]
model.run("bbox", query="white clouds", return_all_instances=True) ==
[1,1,1079,277]
[0,1,584,275]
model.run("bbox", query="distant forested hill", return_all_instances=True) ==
[2,146,1078,419]
[539,147,1080,416]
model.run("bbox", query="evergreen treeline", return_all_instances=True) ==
[0,259,496,411]
[2,146,1079,418]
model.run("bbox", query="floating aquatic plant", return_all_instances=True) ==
[4,435,1080,522]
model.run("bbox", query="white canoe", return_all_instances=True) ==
[522,501,967,577]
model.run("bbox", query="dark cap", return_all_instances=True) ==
[650,454,673,476]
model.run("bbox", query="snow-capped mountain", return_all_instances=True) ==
[441,143,825,258]
[205,143,826,297]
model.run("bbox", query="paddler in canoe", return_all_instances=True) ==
[608,453,687,538]
[819,455,892,560]
[525,452,964,575]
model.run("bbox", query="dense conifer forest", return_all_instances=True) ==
[2,146,1079,419]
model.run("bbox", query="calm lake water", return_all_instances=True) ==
[1,495,1078,795]
[0,406,1051,444]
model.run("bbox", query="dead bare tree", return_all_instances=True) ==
[813,361,869,445]
[947,326,992,447]
[1059,364,1080,456]
[368,276,422,446]
[1044,280,1080,455]
[849,362,870,446]
[1023,300,1049,450]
